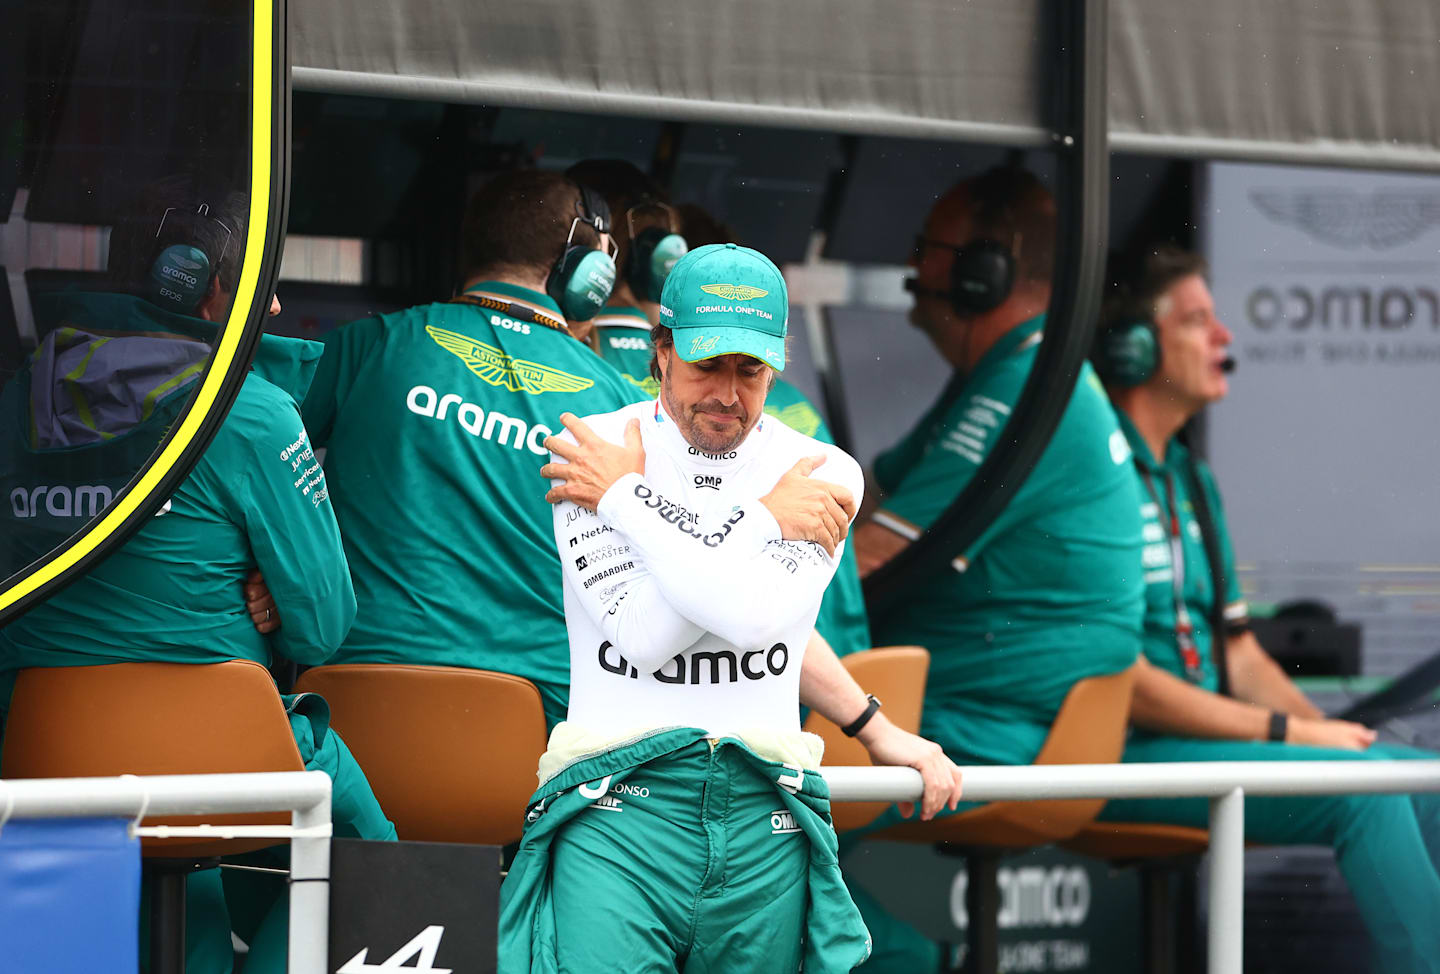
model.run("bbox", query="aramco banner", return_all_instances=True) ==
[1203,162,1440,567]
[0,818,140,974]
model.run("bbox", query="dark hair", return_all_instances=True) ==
[566,159,671,276]
[460,170,603,283]
[107,173,248,296]
[675,203,739,248]
[1104,245,1209,324]
[649,323,674,381]
[959,165,1055,285]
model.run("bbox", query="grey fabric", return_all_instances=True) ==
[292,0,1440,170]
[30,329,209,448]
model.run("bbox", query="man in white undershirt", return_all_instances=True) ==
[498,243,964,973]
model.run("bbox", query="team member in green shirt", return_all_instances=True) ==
[299,170,640,727]
[0,176,395,974]
[1097,246,1440,974]
[569,160,873,659]
[847,167,1145,971]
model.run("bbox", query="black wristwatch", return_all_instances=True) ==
[842,694,882,737]
[1267,711,1289,743]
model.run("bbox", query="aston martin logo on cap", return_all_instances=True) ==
[700,283,769,301]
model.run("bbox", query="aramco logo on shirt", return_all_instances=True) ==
[11,484,113,519]
[406,385,553,457]
[425,325,595,395]
[597,640,790,684]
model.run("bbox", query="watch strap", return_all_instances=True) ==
[842,694,882,737]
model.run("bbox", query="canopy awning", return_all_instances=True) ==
[292,0,1440,171]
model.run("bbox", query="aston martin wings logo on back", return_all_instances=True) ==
[700,283,769,301]
[426,325,595,395]
[1249,188,1440,249]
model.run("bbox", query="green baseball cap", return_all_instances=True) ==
[658,243,788,372]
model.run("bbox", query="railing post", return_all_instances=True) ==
[288,775,333,974]
[1207,787,1244,974]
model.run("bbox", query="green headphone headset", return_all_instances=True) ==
[146,204,233,313]
[624,200,688,303]
[545,184,618,322]
[1093,312,1161,387]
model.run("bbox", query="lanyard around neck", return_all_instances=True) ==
[450,291,570,336]
[1137,464,1205,682]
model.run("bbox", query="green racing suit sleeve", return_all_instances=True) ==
[199,383,356,665]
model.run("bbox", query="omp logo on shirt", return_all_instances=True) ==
[425,325,594,395]
[700,283,768,301]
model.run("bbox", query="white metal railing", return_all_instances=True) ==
[821,759,1440,974]
[0,771,333,974]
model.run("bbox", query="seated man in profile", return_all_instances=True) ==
[847,167,1146,971]
[1097,245,1440,974]
[298,170,641,728]
[0,174,395,974]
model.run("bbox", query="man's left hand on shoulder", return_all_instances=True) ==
[856,714,965,820]
[542,413,646,511]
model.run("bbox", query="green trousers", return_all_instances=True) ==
[1100,737,1440,974]
[500,729,872,974]
[548,741,810,972]
[165,697,398,974]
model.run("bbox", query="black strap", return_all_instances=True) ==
[1181,455,1231,697]
[449,292,570,336]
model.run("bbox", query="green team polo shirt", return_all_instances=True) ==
[1115,410,1246,695]
[593,307,872,659]
[870,316,1145,765]
[301,282,642,722]
[1,293,355,702]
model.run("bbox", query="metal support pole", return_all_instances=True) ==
[1207,788,1244,974]
[963,852,1001,974]
[287,784,333,974]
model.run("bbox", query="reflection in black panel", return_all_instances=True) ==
[825,139,1058,265]
[0,272,19,395]
[668,126,843,264]
[25,270,109,344]
[489,108,660,173]
[264,281,409,342]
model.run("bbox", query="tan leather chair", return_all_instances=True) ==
[2,659,304,857]
[873,663,1139,974]
[1,660,305,973]
[802,646,930,832]
[293,664,547,845]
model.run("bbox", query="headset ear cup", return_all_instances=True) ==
[949,240,1015,315]
[1094,320,1161,387]
[548,246,617,322]
[148,243,213,312]
[628,228,688,303]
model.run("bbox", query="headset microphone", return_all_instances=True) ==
[903,278,952,302]
[1220,356,1236,373]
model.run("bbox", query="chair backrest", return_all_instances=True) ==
[880,662,1138,847]
[1,660,304,857]
[803,646,930,833]
[293,663,548,845]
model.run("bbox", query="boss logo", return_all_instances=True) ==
[608,336,648,350]
[489,313,531,335]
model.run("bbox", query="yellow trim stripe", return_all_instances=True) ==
[0,0,274,613]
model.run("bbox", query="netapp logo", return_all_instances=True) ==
[694,474,722,490]
[598,641,789,684]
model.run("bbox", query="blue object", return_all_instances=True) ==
[0,817,140,974]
